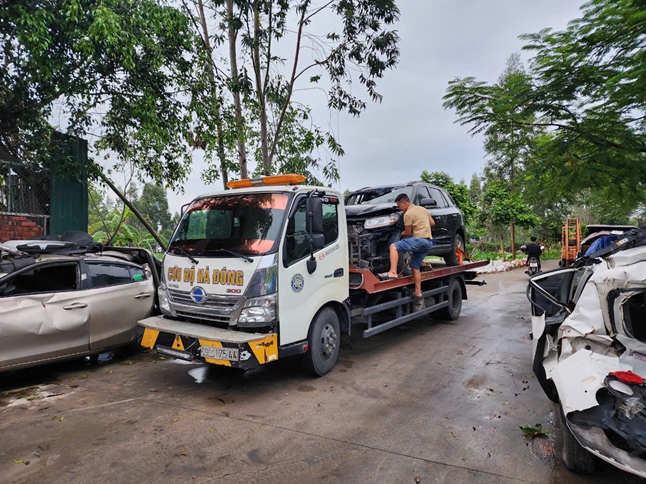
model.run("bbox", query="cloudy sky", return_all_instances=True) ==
[164,0,585,212]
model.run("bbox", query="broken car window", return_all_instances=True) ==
[88,263,133,288]
[1,263,79,296]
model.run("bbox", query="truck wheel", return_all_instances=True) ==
[303,308,340,377]
[436,277,462,320]
[444,234,464,266]
[561,406,596,474]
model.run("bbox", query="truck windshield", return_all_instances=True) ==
[346,187,413,205]
[169,193,290,256]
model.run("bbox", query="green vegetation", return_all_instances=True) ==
[441,0,646,258]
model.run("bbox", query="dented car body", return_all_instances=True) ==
[345,182,466,271]
[528,228,646,477]
[0,243,160,372]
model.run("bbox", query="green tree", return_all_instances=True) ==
[468,173,482,206]
[420,171,477,226]
[135,183,173,240]
[89,206,165,250]
[1,0,202,189]
[443,0,646,213]
[480,181,537,260]
[191,0,401,185]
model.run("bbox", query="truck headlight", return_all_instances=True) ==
[158,282,175,317]
[364,214,399,229]
[238,293,277,326]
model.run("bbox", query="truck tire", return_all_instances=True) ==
[436,277,462,320]
[303,308,340,377]
[561,406,596,474]
[444,234,465,266]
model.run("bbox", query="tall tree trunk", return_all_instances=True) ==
[226,0,248,179]
[252,2,270,174]
[500,234,505,261]
[196,0,229,188]
[98,171,167,251]
[510,221,516,260]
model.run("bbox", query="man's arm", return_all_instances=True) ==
[428,214,435,227]
[402,225,413,237]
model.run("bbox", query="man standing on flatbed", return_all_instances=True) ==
[379,193,435,299]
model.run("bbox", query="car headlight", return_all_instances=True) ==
[364,214,399,230]
[238,293,277,326]
[158,282,175,317]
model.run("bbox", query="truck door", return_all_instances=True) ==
[278,195,348,346]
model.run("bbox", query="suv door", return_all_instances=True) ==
[0,261,89,370]
[418,185,452,248]
[84,261,155,350]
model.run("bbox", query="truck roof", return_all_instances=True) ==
[193,185,341,201]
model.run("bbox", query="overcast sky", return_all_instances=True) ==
[162,0,585,212]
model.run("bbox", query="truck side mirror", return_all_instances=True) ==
[420,198,437,207]
[306,197,323,233]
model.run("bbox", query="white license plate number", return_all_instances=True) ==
[530,262,538,267]
[200,345,239,361]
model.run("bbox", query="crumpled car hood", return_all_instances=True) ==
[344,203,399,219]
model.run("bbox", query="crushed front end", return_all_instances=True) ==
[529,230,646,477]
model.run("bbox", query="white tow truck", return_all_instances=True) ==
[138,175,486,375]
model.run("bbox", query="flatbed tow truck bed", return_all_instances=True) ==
[348,260,489,337]
[349,260,489,293]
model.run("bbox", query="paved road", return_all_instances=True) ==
[0,261,642,483]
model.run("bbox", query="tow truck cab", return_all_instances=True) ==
[139,175,350,376]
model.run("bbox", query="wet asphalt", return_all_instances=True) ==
[0,260,643,483]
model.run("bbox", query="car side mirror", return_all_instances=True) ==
[311,233,325,251]
[306,197,323,233]
[420,198,437,207]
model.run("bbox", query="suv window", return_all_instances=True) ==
[284,197,339,266]
[88,263,134,288]
[427,187,447,208]
[4,263,79,295]
[416,187,431,204]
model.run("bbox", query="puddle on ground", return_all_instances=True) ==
[188,366,209,384]
[297,384,316,392]
[339,360,354,369]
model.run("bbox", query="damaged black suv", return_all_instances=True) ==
[345,182,466,272]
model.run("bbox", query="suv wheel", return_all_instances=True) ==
[444,234,464,266]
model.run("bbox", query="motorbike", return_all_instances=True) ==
[526,256,540,276]
[520,244,543,276]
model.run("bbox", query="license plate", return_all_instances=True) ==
[200,345,239,361]
[530,262,538,267]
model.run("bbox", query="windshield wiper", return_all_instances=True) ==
[211,248,253,263]
[169,244,199,265]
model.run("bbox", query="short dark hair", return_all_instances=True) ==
[530,236,537,242]
[395,194,410,203]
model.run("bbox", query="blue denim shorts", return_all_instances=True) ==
[393,238,435,270]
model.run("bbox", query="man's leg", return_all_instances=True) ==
[412,267,422,298]
[386,243,399,278]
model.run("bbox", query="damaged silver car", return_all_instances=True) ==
[528,227,646,477]
[0,239,160,372]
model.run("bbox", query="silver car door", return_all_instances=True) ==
[0,262,89,370]
[85,262,155,350]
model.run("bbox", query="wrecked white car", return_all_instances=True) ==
[528,228,646,477]
[0,238,160,373]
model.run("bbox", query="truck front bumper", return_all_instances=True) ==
[138,316,278,370]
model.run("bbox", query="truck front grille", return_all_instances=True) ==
[168,289,242,326]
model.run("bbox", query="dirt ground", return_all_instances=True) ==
[1,260,643,484]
